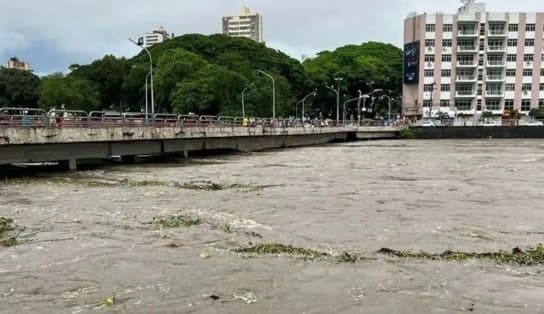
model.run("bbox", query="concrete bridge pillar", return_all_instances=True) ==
[59,159,77,171]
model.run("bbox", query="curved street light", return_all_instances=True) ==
[129,38,155,116]
[342,97,360,125]
[380,94,392,125]
[257,70,275,119]
[241,82,255,118]
[296,89,317,121]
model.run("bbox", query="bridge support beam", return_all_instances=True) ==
[59,159,77,171]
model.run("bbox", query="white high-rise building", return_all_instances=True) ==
[222,7,263,43]
[141,27,172,48]
[403,0,544,119]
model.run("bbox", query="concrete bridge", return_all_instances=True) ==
[0,124,400,170]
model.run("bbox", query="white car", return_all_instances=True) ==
[421,120,436,127]
[525,121,544,126]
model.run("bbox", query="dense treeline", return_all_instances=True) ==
[0,35,403,118]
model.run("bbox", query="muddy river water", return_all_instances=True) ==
[1,139,544,313]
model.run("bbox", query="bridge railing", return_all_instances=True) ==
[0,107,360,130]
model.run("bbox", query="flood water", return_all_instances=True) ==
[1,139,544,313]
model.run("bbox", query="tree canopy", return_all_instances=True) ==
[0,36,404,118]
[0,68,41,108]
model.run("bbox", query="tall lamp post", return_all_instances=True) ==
[381,94,393,125]
[242,82,255,118]
[257,70,275,119]
[343,97,360,125]
[296,89,317,121]
[145,70,153,120]
[129,38,155,116]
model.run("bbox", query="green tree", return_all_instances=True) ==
[154,49,209,112]
[304,42,402,119]
[39,74,100,111]
[529,108,544,119]
[69,55,130,110]
[0,68,41,108]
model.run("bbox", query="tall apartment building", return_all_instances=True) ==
[403,0,544,119]
[140,27,172,48]
[6,57,31,71]
[222,7,263,43]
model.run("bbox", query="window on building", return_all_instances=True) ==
[505,84,515,91]
[525,39,535,47]
[521,99,531,111]
[455,100,472,111]
[523,69,533,76]
[540,83,544,91]
[526,24,536,32]
[425,39,435,47]
[426,24,436,32]
[425,55,435,62]
[442,39,452,47]
[442,55,452,62]
[524,54,534,62]
[424,84,435,92]
[540,99,544,109]
[443,24,452,32]
[541,69,544,76]
[441,84,450,92]
[507,39,518,47]
[504,99,514,111]
[424,70,434,77]
[506,54,517,62]
[479,59,484,66]
[508,24,518,32]
[480,23,486,36]
[522,83,532,92]
[441,70,451,77]
[423,100,432,107]
[506,69,516,77]
[440,99,450,107]
[486,99,501,111]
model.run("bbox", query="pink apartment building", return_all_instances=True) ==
[403,0,544,120]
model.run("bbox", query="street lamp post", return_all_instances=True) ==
[257,70,275,119]
[242,82,255,118]
[334,77,343,125]
[343,97,360,125]
[129,38,155,116]
[381,94,392,125]
[296,89,317,122]
[145,71,151,120]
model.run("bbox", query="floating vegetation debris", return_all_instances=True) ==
[102,293,115,307]
[146,214,202,229]
[0,217,23,247]
[377,245,544,266]
[234,244,330,261]
[234,243,544,266]
[175,180,257,191]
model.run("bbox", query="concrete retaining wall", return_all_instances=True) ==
[413,127,544,139]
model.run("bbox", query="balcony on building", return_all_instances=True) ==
[487,59,506,67]
[455,89,476,98]
[485,89,505,97]
[457,45,478,53]
[487,41,506,53]
[458,23,478,37]
[456,75,477,82]
[488,23,507,37]
[457,59,477,67]
[486,74,504,82]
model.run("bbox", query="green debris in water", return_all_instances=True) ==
[147,214,202,229]
[234,244,330,261]
[102,293,115,307]
[377,245,544,266]
[0,217,23,247]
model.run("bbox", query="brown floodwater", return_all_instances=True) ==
[1,139,544,313]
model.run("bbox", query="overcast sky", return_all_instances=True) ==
[0,0,541,74]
